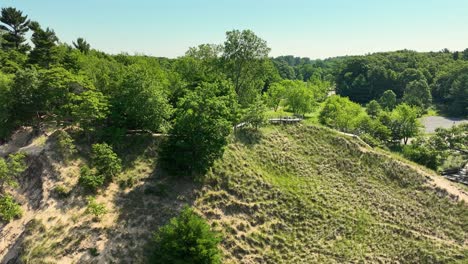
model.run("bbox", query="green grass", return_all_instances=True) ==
[196,125,468,263]
[13,124,467,263]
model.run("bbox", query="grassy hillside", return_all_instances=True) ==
[197,125,467,263]
[1,125,467,263]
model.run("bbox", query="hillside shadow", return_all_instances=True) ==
[76,162,202,263]
[112,134,160,170]
[234,128,263,146]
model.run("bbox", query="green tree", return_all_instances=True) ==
[164,81,238,174]
[402,140,440,170]
[263,82,286,111]
[28,21,59,68]
[0,72,13,138]
[72,37,90,54]
[285,81,315,117]
[366,100,382,118]
[8,68,40,124]
[241,95,268,130]
[0,7,30,52]
[151,207,222,264]
[447,73,468,116]
[70,90,109,133]
[111,65,172,132]
[91,143,122,180]
[54,130,77,161]
[319,95,364,133]
[379,90,397,110]
[390,104,421,144]
[223,29,271,105]
[461,48,468,60]
[403,80,432,109]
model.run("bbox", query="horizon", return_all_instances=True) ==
[2,0,468,59]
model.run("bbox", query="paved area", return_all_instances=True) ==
[420,116,467,133]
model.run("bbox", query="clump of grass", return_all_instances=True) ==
[85,197,107,219]
[54,185,70,198]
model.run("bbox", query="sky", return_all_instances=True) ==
[2,0,468,59]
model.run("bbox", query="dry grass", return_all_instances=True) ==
[3,125,467,263]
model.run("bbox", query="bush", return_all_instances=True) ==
[440,155,466,172]
[79,165,105,191]
[91,143,122,180]
[85,196,107,218]
[55,130,77,161]
[151,207,222,264]
[402,144,439,170]
[0,194,22,221]
[54,185,70,198]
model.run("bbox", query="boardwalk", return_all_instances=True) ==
[269,117,303,124]
[234,117,303,129]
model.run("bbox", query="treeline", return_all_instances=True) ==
[0,7,286,175]
[1,6,466,177]
[274,50,468,116]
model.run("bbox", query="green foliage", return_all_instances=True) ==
[7,152,26,177]
[379,90,397,110]
[54,130,77,161]
[440,155,466,172]
[366,100,382,117]
[447,72,468,116]
[70,90,109,132]
[53,185,70,198]
[403,79,432,109]
[8,68,40,124]
[0,194,22,221]
[263,82,286,111]
[91,143,122,180]
[151,206,222,264]
[223,29,272,105]
[85,196,107,218]
[388,104,421,144]
[72,37,90,54]
[319,95,365,133]
[0,7,31,53]
[402,142,439,170]
[111,65,172,132]
[28,21,59,68]
[241,95,268,130]
[0,71,13,138]
[79,165,105,191]
[164,81,238,174]
[285,80,315,116]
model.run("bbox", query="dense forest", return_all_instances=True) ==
[0,6,467,263]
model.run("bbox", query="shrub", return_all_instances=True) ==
[85,197,107,218]
[54,185,70,198]
[402,144,439,170]
[91,143,122,180]
[151,207,222,264]
[55,130,77,161]
[0,194,22,221]
[440,155,465,172]
[79,165,105,191]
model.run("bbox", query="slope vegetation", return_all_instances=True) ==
[0,125,466,263]
[198,125,467,263]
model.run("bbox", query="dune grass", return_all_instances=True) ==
[196,125,467,263]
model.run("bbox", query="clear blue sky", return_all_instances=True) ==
[2,0,468,59]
